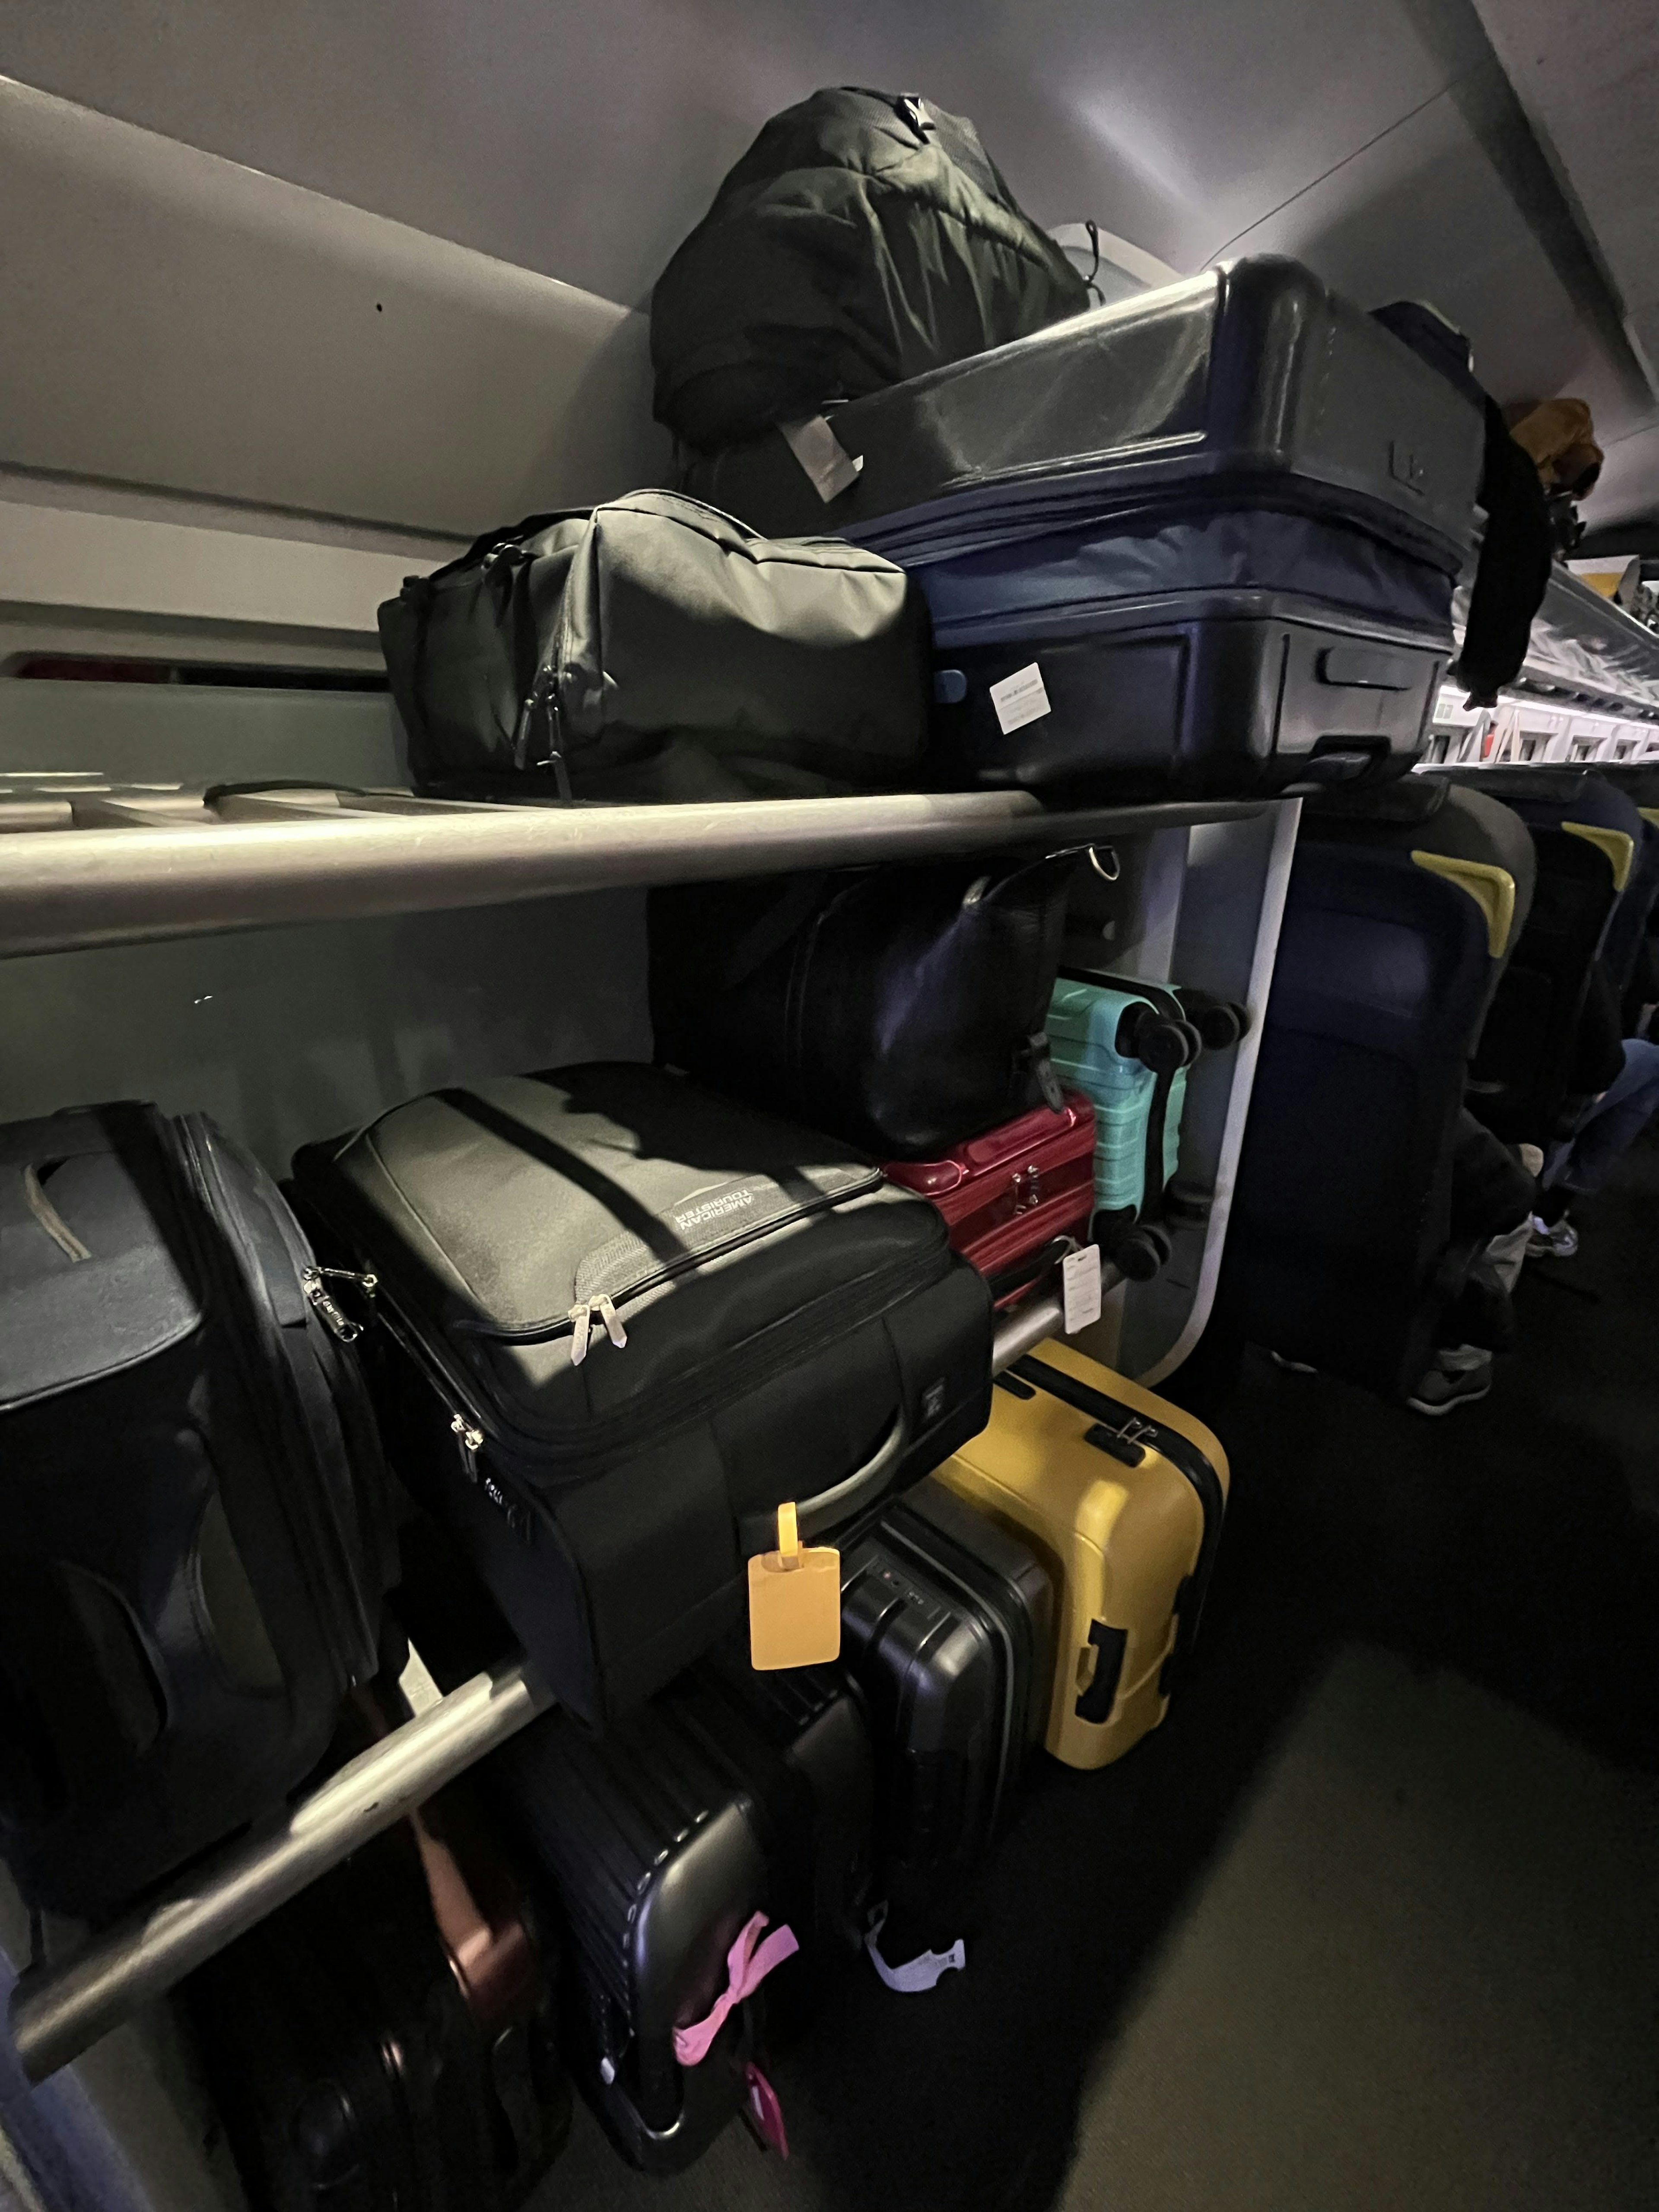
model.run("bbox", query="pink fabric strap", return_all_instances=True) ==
[672,1911,799,2067]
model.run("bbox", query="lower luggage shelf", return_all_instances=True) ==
[4,1256,1110,2087]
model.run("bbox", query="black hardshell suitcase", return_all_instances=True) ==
[191,1821,559,2212]
[487,1661,873,2174]
[0,1103,392,1918]
[685,257,1484,798]
[292,1063,993,1727]
[840,1476,1053,1957]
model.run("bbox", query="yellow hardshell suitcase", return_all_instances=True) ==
[934,1340,1228,1770]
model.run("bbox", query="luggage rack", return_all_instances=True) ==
[0,776,1267,957]
[6,1275,1090,2084]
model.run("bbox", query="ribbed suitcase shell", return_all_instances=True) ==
[1046,981,1188,1216]
[935,1342,1227,1770]
[486,1661,871,2176]
[881,1092,1095,1306]
[839,1477,1052,1940]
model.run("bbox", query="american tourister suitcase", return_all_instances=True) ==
[190,1816,564,2212]
[934,1342,1228,1771]
[292,1062,993,1728]
[0,1101,392,1919]
[485,1660,872,2174]
[839,1477,1052,1960]
[684,258,1482,798]
[1046,977,1198,1228]
[881,1091,1096,1307]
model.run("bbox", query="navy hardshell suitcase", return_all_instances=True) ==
[685,258,1483,797]
[839,1477,1052,1959]
[486,1660,872,2175]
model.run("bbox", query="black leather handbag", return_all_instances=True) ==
[648,852,1080,1158]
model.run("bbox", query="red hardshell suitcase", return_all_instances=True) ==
[883,1092,1095,1307]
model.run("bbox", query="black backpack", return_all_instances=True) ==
[0,1103,393,1916]
[651,87,1089,453]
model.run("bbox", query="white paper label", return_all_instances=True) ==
[1062,1244,1103,1335]
[989,661,1051,736]
[779,414,864,502]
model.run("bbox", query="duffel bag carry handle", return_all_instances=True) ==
[740,1406,909,1553]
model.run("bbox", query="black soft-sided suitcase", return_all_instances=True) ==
[292,1063,993,1727]
[685,257,1483,797]
[840,1477,1052,1958]
[191,1821,562,2212]
[649,851,1077,1158]
[0,1103,391,1918]
[488,1661,872,2174]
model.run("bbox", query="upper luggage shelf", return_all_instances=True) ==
[1511,563,1659,715]
[0,782,1265,958]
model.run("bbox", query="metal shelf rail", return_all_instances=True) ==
[0,779,1266,957]
[7,1268,1106,2082]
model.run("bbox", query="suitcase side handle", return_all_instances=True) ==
[791,1408,909,1544]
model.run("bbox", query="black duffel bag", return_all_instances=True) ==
[292,1064,993,1727]
[378,489,931,803]
[652,87,1088,451]
[649,852,1080,1157]
[0,1104,393,1916]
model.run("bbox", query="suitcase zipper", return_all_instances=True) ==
[174,1122,371,1683]
[370,1229,954,1481]
[458,1168,889,1350]
[300,1265,379,1342]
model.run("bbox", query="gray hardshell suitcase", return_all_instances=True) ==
[685,257,1484,797]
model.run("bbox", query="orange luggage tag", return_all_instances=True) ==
[748,1502,841,1669]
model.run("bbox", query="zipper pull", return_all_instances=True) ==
[300,1265,378,1342]
[449,1409,485,1465]
[568,1294,628,1367]
[513,666,573,801]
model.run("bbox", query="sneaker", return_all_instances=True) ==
[1268,1351,1319,1374]
[1526,1213,1578,1260]
[1406,1346,1494,1417]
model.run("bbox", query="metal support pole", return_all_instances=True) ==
[9,1660,553,2083]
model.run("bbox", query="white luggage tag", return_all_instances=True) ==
[1062,1244,1103,1334]
[748,1502,841,1669]
[779,415,864,503]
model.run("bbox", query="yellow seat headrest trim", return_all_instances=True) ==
[1563,821,1634,892]
[1639,807,1659,830]
[1410,852,1517,958]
